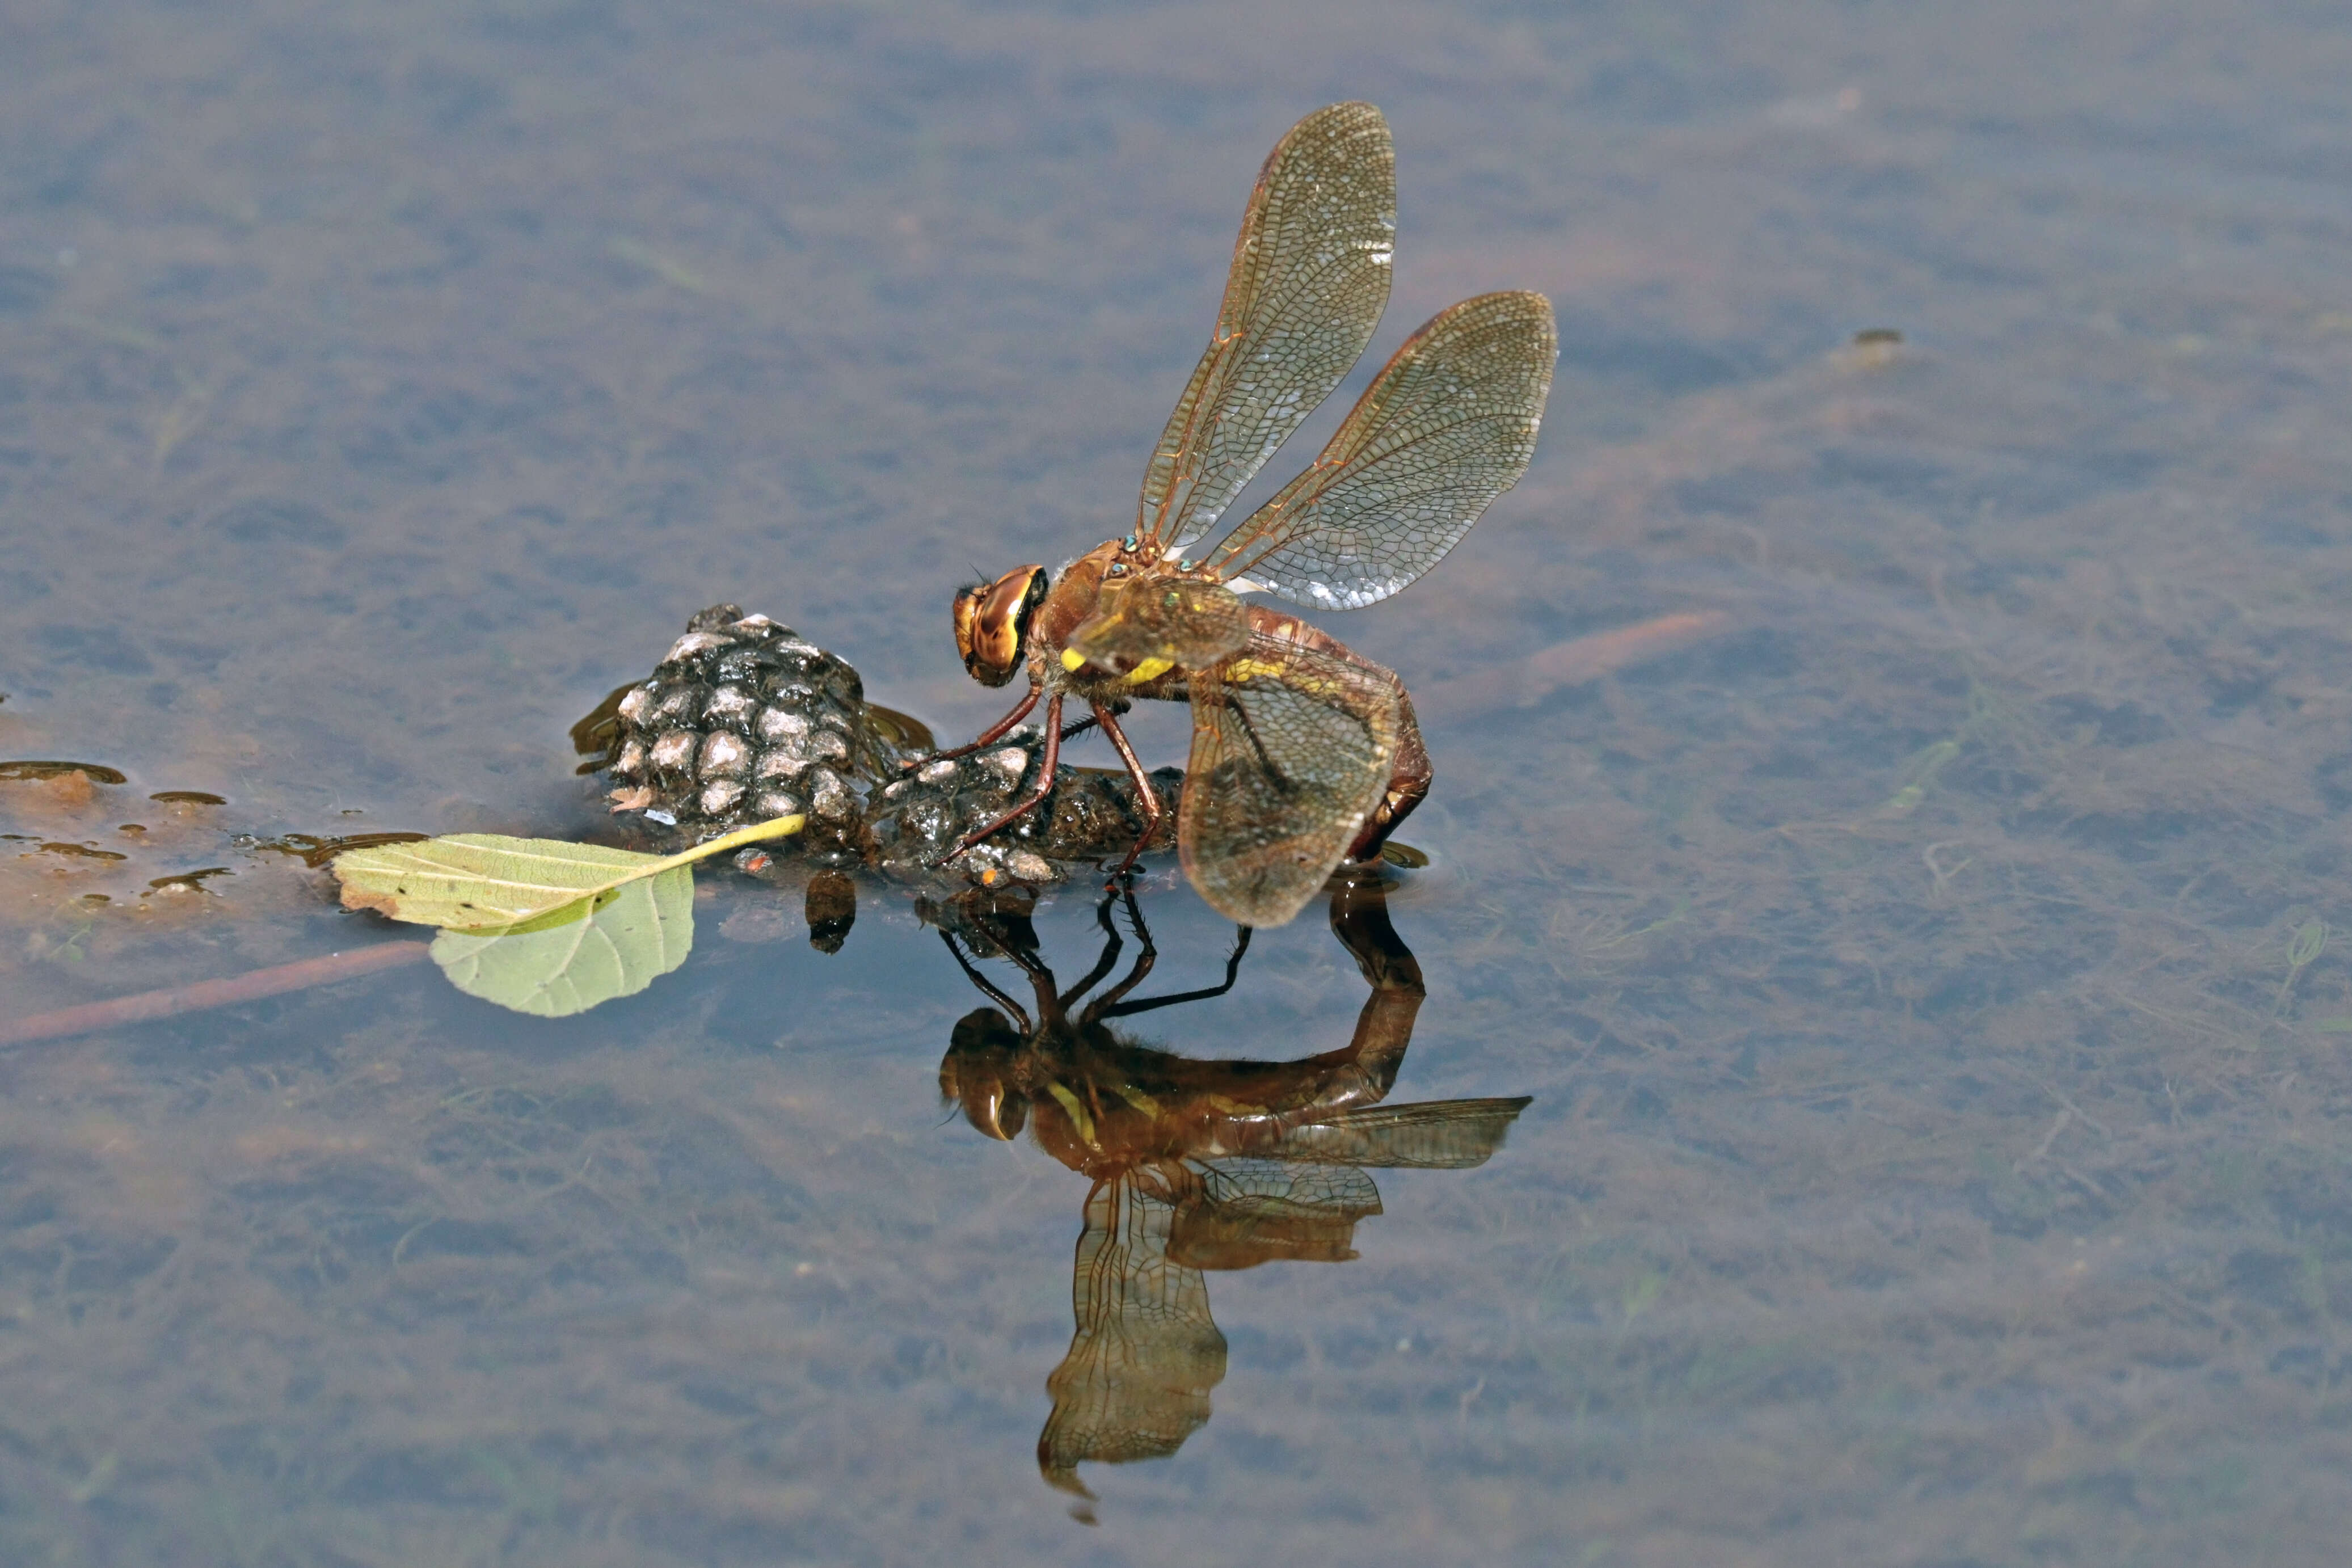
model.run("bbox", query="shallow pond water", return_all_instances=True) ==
[7,1,2352,1562]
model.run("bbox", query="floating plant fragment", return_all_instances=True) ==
[331,816,804,934]
[330,816,804,1016]
[428,868,693,1017]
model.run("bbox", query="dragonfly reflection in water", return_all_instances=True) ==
[933,876,1531,1503]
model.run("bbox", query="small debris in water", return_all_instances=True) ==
[146,867,233,895]
[37,841,129,862]
[247,831,431,870]
[1849,326,1904,369]
[1,760,130,784]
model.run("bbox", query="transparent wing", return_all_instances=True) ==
[1065,574,1251,675]
[1166,1157,1381,1269]
[1136,103,1396,554]
[1181,627,1401,928]
[1198,1156,1383,1215]
[1038,1172,1228,1497]
[1248,1097,1534,1169]
[1205,292,1558,610]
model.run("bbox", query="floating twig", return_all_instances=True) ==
[1422,609,1736,713]
[0,942,432,1047]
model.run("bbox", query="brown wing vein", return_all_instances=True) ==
[1182,631,1401,927]
[1037,1171,1226,1496]
[1205,290,1558,612]
[1245,1097,1535,1169]
[1135,102,1396,553]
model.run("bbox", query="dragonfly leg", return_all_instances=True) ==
[941,693,1064,860]
[904,678,1040,769]
[1094,925,1250,1021]
[938,929,1033,1034]
[1088,882,1160,1010]
[1091,703,1162,879]
[1051,888,1127,1011]
[1056,696,1127,746]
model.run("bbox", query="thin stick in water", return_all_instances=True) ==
[1,942,433,1047]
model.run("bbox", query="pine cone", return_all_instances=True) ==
[603,604,884,862]
[595,605,1177,890]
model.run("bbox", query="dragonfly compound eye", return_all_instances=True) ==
[954,565,1048,688]
[942,1008,1029,1138]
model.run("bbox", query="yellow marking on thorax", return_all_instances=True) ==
[1044,1081,1097,1145]
[1123,657,1174,686]
[1106,1081,1163,1118]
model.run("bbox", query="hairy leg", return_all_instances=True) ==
[1092,704,1164,876]
[943,693,1065,859]
[905,678,1040,768]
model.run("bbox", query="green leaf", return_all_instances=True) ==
[429,866,694,1017]
[332,816,804,933]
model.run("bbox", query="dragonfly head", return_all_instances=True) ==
[941,1006,1029,1139]
[952,564,1048,688]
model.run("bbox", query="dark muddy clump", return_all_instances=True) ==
[598,605,1175,890]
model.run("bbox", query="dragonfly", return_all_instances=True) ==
[932,873,1532,1501]
[928,101,1558,927]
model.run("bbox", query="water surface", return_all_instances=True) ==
[6,1,2352,1562]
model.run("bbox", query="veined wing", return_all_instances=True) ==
[1169,1156,1382,1268]
[1248,1097,1535,1169]
[1204,291,1558,610]
[1181,626,1401,928]
[1136,103,1396,554]
[1064,574,1251,677]
[1038,1172,1228,1498]
[1195,1156,1384,1212]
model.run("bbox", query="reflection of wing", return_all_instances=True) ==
[1205,292,1558,610]
[1169,1157,1382,1269]
[1249,1097,1535,1168]
[1136,103,1396,553]
[1182,629,1401,928]
[1038,1173,1229,1498]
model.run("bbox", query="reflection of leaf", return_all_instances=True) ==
[429,867,693,1016]
[332,817,802,932]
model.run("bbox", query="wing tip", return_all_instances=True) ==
[1277,102,1395,167]
[1308,100,1390,132]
